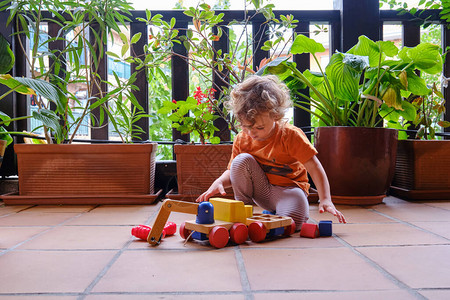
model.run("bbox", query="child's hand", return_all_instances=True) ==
[195,180,226,202]
[319,199,347,223]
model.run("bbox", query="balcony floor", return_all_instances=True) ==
[0,196,449,300]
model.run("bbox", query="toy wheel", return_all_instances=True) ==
[248,222,266,242]
[283,220,296,236]
[179,222,192,240]
[209,226,229,248]
[230,223,248,244]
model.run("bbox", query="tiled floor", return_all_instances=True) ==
[0,196,449,300]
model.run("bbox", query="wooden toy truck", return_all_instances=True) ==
[147,198,295,248]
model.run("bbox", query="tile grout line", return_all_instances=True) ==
[77,204,163,300]
[0,211,92,257]
[76,238,135,300]
[368,208,450,242]
[333,234,427,300]
[234,246,254,300]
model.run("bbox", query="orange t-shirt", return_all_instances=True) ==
[228,122,318,193]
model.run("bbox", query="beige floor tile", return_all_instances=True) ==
[359,245,450,289]
[0,226,49,249]
[0,205,33,216]
[92,250,243,293]
[410,221,450,240]
[421,201,450,210]
[309,205,395,224]
[240,233,343,249]
[0,250,116,293]
[65,211,153,225]
[419,289,450,300]
[85,294,245,300]
[22,205,95,213]
[0,212,79,226]
[334,223,447,246]
[0,296,77,299]
[90,204,160,213]
[371,202,450,222]
[17,225,133,250]
[254,290,415,300]
[241,248,398,291]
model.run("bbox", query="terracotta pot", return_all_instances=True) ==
[171,144,233,201]
[1,143,160,205]
[315,127,398,205]
[390,139,450,200]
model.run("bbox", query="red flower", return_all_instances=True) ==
[172,99,177,104]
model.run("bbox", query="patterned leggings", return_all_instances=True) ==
[230,153,309,230]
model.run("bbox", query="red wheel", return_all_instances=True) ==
[283,220,296,236]
[179,222,192,240]
[230,223,248,244]
[209,226,229,248]
[248,222,266,242]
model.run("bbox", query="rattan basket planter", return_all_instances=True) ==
[169,144,233,201]
[1,143,160,205]
[390,139,450,200]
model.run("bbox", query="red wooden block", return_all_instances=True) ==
[299,223,319,238]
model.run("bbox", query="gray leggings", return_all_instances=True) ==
[230,153,309,230]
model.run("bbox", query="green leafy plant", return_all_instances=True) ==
[134,0,299,138]
[0,0,142,144]
[408,82,450,139]
[259,34,443,129]
[0,33,60,146]
[158,86,220,144]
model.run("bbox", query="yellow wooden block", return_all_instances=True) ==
[209,197,252,223]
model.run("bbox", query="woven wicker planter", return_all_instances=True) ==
[167,144,233,201]
[1,143,160,205]
[390,139,450,200]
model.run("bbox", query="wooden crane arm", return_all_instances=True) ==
[147,199,199,245]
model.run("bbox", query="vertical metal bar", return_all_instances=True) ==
[252,20,270,72]
[89,23,108,140]
[293,22,311,130]
[130,22,149,142]
[442,25,450,139]
[212,25,231,142]
[171,21,189,143]
[333,0,380,51]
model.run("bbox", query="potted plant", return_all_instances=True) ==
[131,1,299,201]
[0,0,160,205]
[158,86,233,200]
[390,83,450,200]
[259,34,443,204]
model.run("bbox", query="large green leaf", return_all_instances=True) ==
[31,108,62,137]
[347,35,380,67]
[290,34,325,55]
[0,34,14,74]
[14,77,67,113]
[0,74,35,95]
[406,70,431,96]
[407,43,442,74]
[326,53,359,102]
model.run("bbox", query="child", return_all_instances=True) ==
[196,75,346,230]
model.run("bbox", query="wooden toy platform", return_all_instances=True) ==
[246,213,293,229]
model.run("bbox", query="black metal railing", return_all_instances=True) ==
[0,4,449,177]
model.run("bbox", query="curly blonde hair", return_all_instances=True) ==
[227,75,292,126]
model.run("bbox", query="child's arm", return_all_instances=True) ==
[303,156,347,223]
[196,170,231,202]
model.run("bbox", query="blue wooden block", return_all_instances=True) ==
[268,226,284,237]
[318,220,332,236]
